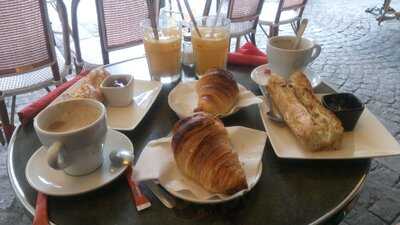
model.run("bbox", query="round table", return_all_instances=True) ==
[8,58,370,225]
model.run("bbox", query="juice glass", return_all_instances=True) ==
[191,17,230,76]
[143,18,182,83]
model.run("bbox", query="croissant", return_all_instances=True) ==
[171,112,248,194]
[194,69,239,116]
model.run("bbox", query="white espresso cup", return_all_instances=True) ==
[267,35,321,78]
[34,98,107,176]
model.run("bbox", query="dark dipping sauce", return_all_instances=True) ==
[322,93,365,131]
[106,78,128,88]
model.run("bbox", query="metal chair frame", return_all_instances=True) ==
[71,0,159,72]
[202,0,265,51]
[258,0,308,37]
[0,0,71,142]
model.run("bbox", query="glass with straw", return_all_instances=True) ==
[142,15,182,83]
[191,16,230,76]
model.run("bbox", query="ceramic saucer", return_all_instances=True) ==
[25,129,133,196]
[250,64,322,88]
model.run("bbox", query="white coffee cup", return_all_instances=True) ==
[34,98,107,176]
[267,35,321,78]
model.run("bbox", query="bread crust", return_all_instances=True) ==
[172,112,248,194]
[194,69,239,115]
[266,72,343,151]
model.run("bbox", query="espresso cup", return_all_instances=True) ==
[34,98,107,176]
[267,35,321,78]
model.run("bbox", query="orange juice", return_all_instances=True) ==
[192,27,230,75]
[144,27,181,81]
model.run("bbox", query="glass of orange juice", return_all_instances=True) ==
[191,16,230,76]
[143,18,182,83]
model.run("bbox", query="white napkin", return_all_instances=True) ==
[134,126,267,200]
[168,81,263,118]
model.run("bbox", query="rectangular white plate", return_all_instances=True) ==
[54,78,162,131]
[259,96,400,159]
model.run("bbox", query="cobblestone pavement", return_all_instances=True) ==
[1,0,400,224]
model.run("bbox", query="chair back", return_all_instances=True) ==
[227,0,264,22]
[274,0,307,24]
[0,0,58,78]
[96,0,152,64]
[282,0,306,10]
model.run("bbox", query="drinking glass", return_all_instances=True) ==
[143,17,182,83]
[191,16,230,76]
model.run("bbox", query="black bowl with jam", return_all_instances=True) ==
[322,93,365,131]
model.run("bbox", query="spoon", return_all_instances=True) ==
[259,85,284,124]
[109,149,176,208]
[250,66,284,123]
[292,19,308,50]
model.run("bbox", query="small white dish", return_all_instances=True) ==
[168,81,262,118]
[251,64,322,88]
[25,129,133,196]
[259,96,400,159]
[100,74,134,107]
[164,164,262,204]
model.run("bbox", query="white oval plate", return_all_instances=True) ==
[162,163,262,204]
[25,129,133,196]
[168,81,261,118]
[250,64,322,88]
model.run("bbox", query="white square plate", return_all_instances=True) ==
[259,98,400,159]
[54,78,162,131]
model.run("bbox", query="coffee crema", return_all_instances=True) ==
[46,104,101,132]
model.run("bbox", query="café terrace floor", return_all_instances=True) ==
[1,0,400,224]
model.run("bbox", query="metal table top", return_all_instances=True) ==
[8,57,370,225]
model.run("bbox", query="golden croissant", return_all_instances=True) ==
[194,69,239,116]
[171,112,248,194]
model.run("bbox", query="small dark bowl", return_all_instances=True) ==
[322,93,365,131]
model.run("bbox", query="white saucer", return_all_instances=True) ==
[25,129,133,196]
[250,64,322,88]
[168,81,262,118]
[162,163,263,204]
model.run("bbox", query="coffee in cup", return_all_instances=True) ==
[267,35,321,78]
[34,99,107,176]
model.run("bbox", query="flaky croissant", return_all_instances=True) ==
[171,112,248,194]
[194,69,239,116]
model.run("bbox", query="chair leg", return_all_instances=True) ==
[0,96,14,142]
[10,96,16,126]
[269,25,279,37]
[250,32,256,46]
[259,24,270,38]
[235,36,241,51]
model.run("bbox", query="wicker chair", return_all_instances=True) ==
[203,0,264,51]
[258,0,308,37]
[71,0,160,72]
[0,0,71,141]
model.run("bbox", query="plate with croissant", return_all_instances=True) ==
[134,112,267,204]
[259,71,400,159]
[168,69,262,118]
[54,68,162,130]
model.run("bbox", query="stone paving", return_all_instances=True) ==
[1,0,400,224]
